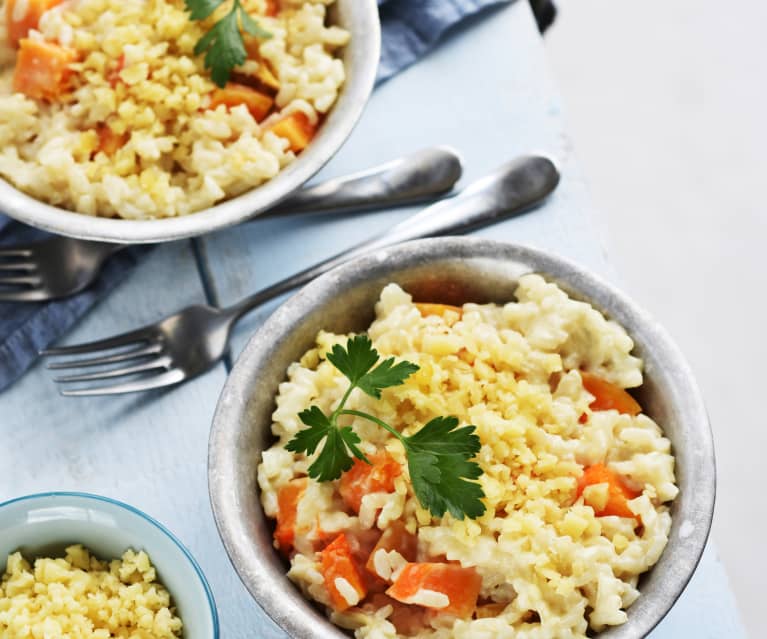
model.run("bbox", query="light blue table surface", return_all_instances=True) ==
[0,2,746,638]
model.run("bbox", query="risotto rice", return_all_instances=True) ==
[0,0,349,219]
[257,274,679,638]
[0,544,182,637]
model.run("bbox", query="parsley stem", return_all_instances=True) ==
[339,409,406,444]
[330,385,356,423]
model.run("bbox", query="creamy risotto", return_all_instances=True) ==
[257,274,679,638]
[0,544,182,637]
[0,0,349,219]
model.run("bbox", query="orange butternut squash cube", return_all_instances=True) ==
[414,303,463,326]
[13,38,77,101]
[97,125,128,157]
[414,303,463,318]
[210,82,274,122]
[580,371,642,416]
[365,521,417,579]
[266,112,316,153]
[273,478,307,553]
[339,452,401,514]
[5,0,65,47]
[387,563,482,618]
[577,463,641,520]
[319,533,367,611]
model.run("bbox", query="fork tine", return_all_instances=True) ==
[0,262,35,272]
[53,356,172,383]
[46,343,163,370]
[0,247,33,258]
[41,329,156,357]
[0,274,41,287]
[59,369,187,396]
[0,288,50,302]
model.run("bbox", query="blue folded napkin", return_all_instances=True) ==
[0,0,510,391]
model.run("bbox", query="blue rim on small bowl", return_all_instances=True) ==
[0,491,219,639]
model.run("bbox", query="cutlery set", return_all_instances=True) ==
[0,148,560,395]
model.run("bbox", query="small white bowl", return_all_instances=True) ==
[0,492,218,638]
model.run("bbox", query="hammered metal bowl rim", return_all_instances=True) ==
[209,237,715,639]
[0,0,380,244]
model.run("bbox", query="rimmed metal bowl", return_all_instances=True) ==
[209,237,715,639]
[0,0,380,244]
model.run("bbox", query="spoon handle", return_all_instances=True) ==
[264,146,463,217]
[352,155,559,250]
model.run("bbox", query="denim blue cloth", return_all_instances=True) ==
[0,220,150,391]
[0,0,510,391]
[377,0,510,82]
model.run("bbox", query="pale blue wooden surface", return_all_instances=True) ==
[1,1,746,637]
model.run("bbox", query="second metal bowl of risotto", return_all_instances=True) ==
[0,0,380,244]
[208,237,715,639]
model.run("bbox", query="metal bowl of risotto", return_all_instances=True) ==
[208,237,715,639]
[0,0,380,243]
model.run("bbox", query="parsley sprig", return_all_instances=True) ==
[286,335,487,520]
[185,0,271,88]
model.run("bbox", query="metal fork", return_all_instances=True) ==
[0,147,463,302]
[42,155,560,396]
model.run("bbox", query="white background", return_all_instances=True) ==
[547,1,766,635]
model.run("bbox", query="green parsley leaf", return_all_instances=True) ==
[405,414,482,457]
[184,0,223,21]
[327,335,419,399]
[358,357,420,399]
[240,8,272,38]
[286,407,368,481]
[308,427,354,481]
[326,335,380,385]
[186,0,271,88]
[193,6,245,87]
[286,406,334,456]
[403,416,486,520]
[338,426,369,466]
[284,336,487,521]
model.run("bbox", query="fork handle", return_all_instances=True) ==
[224,155,559,321]
[262,146,463,217]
